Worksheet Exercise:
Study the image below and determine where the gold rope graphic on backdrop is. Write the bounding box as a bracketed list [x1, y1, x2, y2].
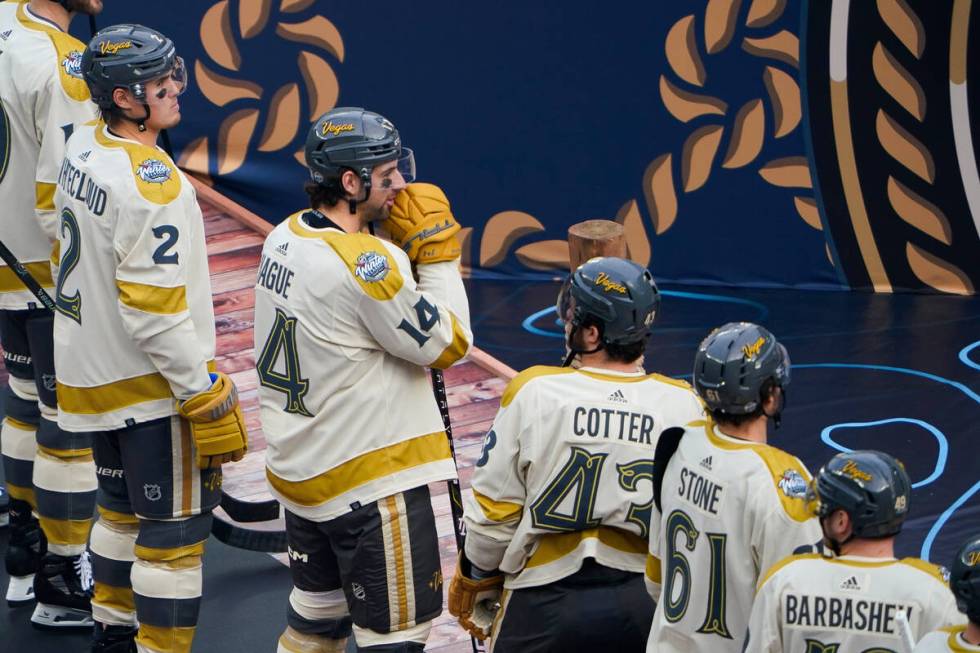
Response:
[873, 0, 974, 294]
[495, 0, 822, 272]
[179, 0, 343, 179]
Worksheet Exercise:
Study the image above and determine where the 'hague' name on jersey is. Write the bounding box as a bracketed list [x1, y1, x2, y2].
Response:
[571, 404, 655, 445]
[784, 593, 913, 636]
[257, 253, 295, 300]
[57, 157, 107, 216]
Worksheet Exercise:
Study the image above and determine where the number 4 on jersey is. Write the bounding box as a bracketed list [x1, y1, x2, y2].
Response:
[257, 308, 313, 417]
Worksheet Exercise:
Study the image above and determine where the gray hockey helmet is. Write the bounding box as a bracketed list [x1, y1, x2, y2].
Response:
[950, 534, 980, 622]
[693, 322, 789, 414]
[808, 450, 911, 539]
[558, 257, 660, 346]
[81, 24, 185, 110]
[305, 107, 415, 186]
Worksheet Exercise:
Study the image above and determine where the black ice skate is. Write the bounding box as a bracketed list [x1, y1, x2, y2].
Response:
[4, 514, 45, 606]
[91, 624, 138, 652]
[30, 550, 94, 628]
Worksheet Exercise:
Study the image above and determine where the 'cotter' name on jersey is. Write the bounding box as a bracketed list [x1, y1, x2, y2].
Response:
[57, 156, 107, 216]
[571, 405, 655, 445]
[257, 253, 295, 299]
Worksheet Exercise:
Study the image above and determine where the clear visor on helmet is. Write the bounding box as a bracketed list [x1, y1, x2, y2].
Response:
[397, 147, 416, 184]
[132, 56, 187, 103]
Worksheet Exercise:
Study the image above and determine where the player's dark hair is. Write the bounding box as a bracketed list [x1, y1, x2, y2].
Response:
[709, 378, 778, 427]
[579, 315, 648, 364]
[304, 179, 347, 210]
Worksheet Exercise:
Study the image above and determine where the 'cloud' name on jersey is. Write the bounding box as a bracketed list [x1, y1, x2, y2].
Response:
[58, 157, 107, 216]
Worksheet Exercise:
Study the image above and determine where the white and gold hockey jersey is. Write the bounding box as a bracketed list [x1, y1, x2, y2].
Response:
[53, 121, 216, 431]
[0, 0, 97, 309]
[746, 553, 966, 653]
[255, 211, 472, 521]
[463, 365, 704, 590]
[914, 625, 980, 652]
[646, 419, 822, 653]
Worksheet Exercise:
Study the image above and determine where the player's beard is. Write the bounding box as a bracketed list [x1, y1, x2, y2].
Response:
[64, 0, 103, 15]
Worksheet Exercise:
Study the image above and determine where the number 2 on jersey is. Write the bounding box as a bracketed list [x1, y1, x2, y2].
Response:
[55, 209, 82, 324]
[257, 308, 313, 416]
[663, 509, 731, 639]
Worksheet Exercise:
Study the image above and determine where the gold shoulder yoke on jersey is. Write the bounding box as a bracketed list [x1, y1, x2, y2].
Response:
[756, 552, 823, 593]
[697, 419, 813, 523]
[15, 2, 89, 102]
[287, 213, 404, 301]
[647, 373, 695, 390]
[898, 557, 949, 585]
[94, 123, 181, 205]
[501, 365, 574, 407]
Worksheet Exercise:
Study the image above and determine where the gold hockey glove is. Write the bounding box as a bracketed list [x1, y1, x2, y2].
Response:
[177, 372, 248, 469]
[384, 183, 462, 265]
[448, 558, 503, 641]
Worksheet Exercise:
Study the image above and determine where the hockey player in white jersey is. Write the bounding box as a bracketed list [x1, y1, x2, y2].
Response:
[0, 0, 101, 615]
[54, 25, 248, 652]
[746, 450, 965, 653]
[646, 323, 822, 653]
[915, 534, 980, 652]
[449, 257, 705, 652]
[255, 107, 471, 653]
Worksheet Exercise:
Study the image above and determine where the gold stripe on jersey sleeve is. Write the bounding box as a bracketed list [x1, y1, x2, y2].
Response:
[472, 490, 522, 523]
[51, 240, 60, 265]
[0, 260, 54, 291]
[58, 361, 217, 415]
[117, 280, 188, 314]
[266, 431, 452, 507]
[898, 557, 949, 584]
[756, 553, 822, 593]
[93, 122, 181, 205]
[287, 214, 406, 301]
[36, 182, 56, 211]
[700, 419, 814, 523]
[431, 313, 470, 370]
[501, 366, 575, 407]
[525, 526, 647, 568]
[16, 3, 90, 102]
[646, 554, 662, 583]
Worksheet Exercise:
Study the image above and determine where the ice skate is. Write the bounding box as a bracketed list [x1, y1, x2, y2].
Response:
[30, 550, 94, 628]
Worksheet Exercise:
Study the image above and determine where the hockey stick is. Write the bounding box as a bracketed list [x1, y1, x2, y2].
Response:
[430, 367, 482, 653]
[652, 426, 685, 513]
[211, 514, 287, 552]
[0, 237, 284, 546]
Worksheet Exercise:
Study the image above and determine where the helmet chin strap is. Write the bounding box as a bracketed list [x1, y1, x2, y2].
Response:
[562, 324, 603, 367]
[763, 386, 787, 429]
[118, 103, 151, 133]
[348, 170, 372, 215]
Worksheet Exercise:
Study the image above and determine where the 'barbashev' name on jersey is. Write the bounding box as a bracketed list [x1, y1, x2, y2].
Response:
[782, 593, 911, 635]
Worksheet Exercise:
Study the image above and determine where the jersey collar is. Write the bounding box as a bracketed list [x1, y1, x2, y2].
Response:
[21, 3, 65, 33]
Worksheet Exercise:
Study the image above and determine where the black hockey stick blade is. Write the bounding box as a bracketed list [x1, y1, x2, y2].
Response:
[652, 426, 686, 514]
[211, 514, 288, 552]
[220, 490, 281, 523]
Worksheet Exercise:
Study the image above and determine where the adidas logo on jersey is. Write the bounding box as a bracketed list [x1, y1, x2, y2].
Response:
[700, 455, 713, 471]
[78, 150, 91, 162]
[275, 242, 289, 256]
[0, 30, 12, 41]
[839, 575, 862, 591]
[607, 389, 627, 403]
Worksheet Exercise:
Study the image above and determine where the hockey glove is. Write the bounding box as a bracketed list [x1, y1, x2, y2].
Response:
[384, 183, 462, 265]
[177, 372, 248, 469]
[448, 557, 503, 641]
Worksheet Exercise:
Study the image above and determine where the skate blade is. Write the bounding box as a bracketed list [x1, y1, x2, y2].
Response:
[5, 574, 35, 606]
[30, 602, 94, 629]
[0, 512, 9, 527]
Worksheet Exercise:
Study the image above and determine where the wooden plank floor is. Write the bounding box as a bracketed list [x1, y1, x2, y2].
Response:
[201, 197, 505, 652]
